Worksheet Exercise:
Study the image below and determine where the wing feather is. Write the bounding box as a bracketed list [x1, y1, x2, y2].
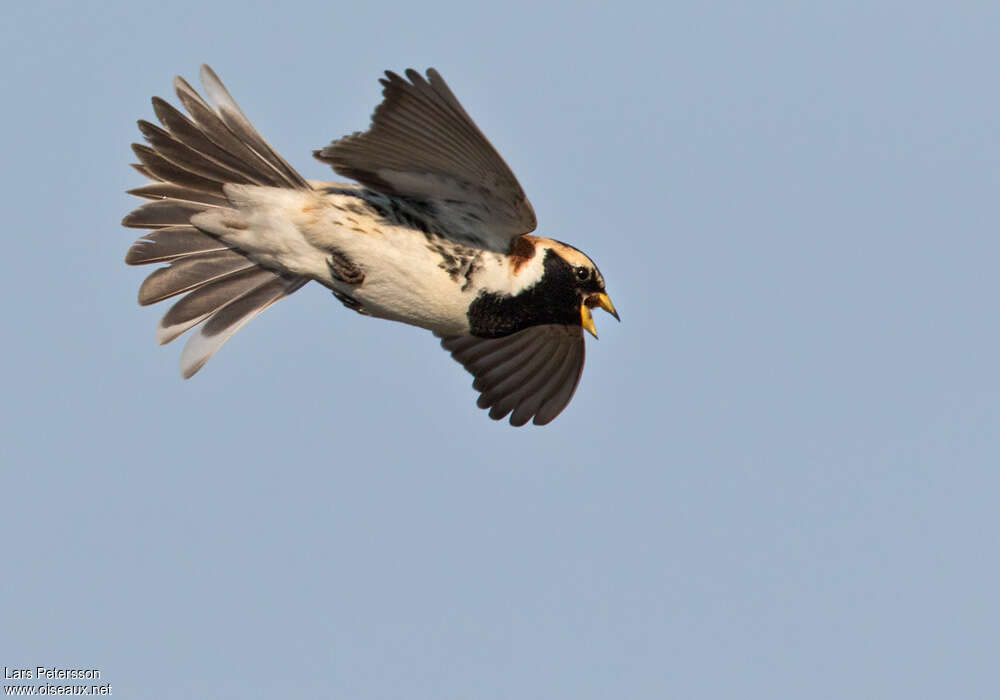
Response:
[438, 325, 585, 426]
[315, 69, 536, 250]
[532, 338, 586, 425]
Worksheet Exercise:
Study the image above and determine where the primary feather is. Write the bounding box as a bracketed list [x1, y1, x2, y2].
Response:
[315, 69, 537, 251]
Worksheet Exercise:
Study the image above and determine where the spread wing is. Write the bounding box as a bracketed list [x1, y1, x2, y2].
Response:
[438, 325, 585, 426]
[315, 69, 536, 252]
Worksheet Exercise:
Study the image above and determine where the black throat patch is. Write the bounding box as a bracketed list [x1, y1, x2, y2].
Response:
[467, 249, 582, 337]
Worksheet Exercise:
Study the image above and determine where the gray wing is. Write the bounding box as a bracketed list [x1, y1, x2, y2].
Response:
[315, 69, 536, 252]
[438, 325, 585, 426]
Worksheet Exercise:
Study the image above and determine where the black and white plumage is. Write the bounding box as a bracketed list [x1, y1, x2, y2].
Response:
[123, 65, 618, 425]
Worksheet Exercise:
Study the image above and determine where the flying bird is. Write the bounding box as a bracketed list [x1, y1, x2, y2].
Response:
[123, 65, 618, 425]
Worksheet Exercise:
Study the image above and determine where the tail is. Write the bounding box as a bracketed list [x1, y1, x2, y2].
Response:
[123, 65, 310, 378]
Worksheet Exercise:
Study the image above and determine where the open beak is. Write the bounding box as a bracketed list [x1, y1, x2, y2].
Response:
[580, 293, 620, 339]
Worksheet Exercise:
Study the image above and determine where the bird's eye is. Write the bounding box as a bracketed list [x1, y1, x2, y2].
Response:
[575, 266, 590, 281]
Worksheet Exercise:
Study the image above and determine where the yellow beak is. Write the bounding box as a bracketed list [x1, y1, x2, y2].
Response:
[580, 293, 620, 339]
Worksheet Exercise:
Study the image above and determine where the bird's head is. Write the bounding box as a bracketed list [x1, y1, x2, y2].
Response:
[520, 237, 619, 338]
[468, 235, 619, 339]
[544, 240, 618, 338]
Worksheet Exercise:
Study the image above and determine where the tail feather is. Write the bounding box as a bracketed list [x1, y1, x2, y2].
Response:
[131, 144, 227, 196]
[126, 183, 230, 207]
[179, 275, 307, 379]
[125, 227, 229, 265]
[150, 97, 273, 182]
[124, 65, 311, 377]
[157, 267, 279, 345]
[137, 249, 257, 306]
[198, 65, 310, 189]
[173, 71, 308, 190]
[137, 119, 260, 185]
[123, 199, 221, 229]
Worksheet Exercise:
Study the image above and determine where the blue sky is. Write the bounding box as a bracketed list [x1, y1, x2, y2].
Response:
[2, 1, 998, 697]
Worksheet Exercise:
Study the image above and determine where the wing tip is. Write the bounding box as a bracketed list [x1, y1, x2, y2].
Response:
[440, 326, 586, 428]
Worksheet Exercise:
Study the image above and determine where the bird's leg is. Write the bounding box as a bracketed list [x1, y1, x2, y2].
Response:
[326, 248, 365, 285]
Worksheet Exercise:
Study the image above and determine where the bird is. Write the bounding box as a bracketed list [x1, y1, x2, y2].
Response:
[123, 65, 618, 426]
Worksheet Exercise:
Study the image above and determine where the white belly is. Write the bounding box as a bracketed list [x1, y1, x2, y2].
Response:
[328, 223, 476, 334]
